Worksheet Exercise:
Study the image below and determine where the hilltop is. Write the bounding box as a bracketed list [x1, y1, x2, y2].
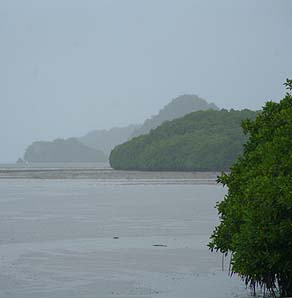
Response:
[24, 138, 107, 162]
[131, 94, 218, 137]
[78, 124, 140, 157]
[110, 109, 258, 171]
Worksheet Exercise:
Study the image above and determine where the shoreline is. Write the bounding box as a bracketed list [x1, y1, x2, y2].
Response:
[0, 167, 220, 183]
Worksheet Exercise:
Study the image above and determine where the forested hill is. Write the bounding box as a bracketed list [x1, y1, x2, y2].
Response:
[78, 124, 140, 157]
[24, 138, 107, 162]
[110, 109, 258, 171]
[131, 94, 218, 137]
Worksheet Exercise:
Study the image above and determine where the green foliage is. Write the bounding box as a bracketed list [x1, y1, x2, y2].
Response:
[24, 138, 107, 162]
[78, 124, 140, 157]
[110, 109, 257, 171]
[209, 79, 292, 297]
[131, 94, 218, 137]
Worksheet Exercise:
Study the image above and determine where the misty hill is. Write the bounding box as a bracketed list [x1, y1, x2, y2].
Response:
[131, 95, 218, 137]
[110, 109, 258, 171]
[78, 124, 140, 157]
[24, 138, 107, 162]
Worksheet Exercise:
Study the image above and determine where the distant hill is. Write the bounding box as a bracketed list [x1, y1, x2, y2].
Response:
[110, 109, 258, 171]
[24, 138, 107, 162]
[131, 94, 218, 137]
[22, 95, 217, 163]
[22, 95, 216, 162]
[78, 124, 140, 157]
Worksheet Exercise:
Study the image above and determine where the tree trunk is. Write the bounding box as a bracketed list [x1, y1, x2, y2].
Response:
[280, 274, 292, 297]
[281, 288, 292, 297]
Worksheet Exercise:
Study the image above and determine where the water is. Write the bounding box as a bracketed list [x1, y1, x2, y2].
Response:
[0, 165, 249, 298]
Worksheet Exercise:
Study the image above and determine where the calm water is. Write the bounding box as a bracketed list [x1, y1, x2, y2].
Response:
[0, 165, 250, 298]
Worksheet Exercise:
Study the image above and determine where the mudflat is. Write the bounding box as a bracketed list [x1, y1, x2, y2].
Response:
[0, 174, 246, 298]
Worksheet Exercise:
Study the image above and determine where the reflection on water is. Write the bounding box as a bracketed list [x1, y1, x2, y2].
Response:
[0, 167, 249, 298]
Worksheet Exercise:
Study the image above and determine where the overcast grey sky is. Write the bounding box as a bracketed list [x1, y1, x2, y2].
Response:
[1, 0, 292, 162]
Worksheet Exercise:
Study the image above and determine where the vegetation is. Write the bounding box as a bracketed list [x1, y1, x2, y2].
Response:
[209, 80, 292, 297]
[78, 124, 140, 157]
[23, 95, 216, 160]
[110, 109, 257, 171]
[24, 138, 107, 162]
[131, 94, 218, 137]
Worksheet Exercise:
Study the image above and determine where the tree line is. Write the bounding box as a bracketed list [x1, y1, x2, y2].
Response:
[110, 109, 258, 171]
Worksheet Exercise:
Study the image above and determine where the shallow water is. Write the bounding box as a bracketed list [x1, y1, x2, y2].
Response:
[0, 163, 219, 183]
[0, 168, 251, 298]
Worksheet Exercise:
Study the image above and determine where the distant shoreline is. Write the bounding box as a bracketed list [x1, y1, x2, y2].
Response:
[0, 166, 220, 183]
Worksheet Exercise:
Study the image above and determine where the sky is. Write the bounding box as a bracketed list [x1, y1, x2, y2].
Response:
[0, 0, 292, 162]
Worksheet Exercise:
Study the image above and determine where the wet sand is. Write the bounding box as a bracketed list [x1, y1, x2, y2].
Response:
[0, 176, 247, 298]
[0, 167, 219, 183]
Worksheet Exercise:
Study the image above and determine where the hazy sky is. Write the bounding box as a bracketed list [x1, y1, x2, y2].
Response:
[1, 0, 292, 162]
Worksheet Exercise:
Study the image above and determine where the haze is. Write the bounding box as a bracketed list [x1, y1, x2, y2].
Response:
[1, 0, 292, 162]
